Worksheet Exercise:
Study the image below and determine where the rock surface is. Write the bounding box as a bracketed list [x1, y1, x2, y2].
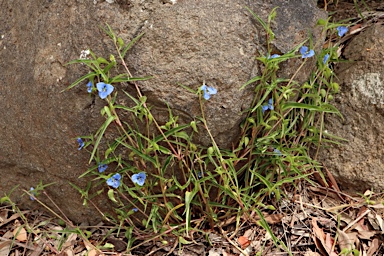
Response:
[319, 23, 384, 192]
[126, 0, 326, 147]
[0, 0, 325, 223]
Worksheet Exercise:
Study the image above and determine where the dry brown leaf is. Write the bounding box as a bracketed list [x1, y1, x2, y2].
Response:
[263, 213, 284, 224]
[2, 231, 13, 240]
[62, 248, 74, 256]
[367, 238, 380, 256]
[84, 241, 103, 256]
[0, 211, 29, 229]
[243, 229, 255, 240]
[238, 236, 250, 249]
[325, 233, 337, 256]
[356, 207, 369, 230]
[0, 241, 12, 256]
[376, 214, 383, 231]
[312, 218, 338, 256]
[312, 218, 327, 255]
[343, 209, 370, 232]
[325, 167, 341, 192]
[337, 45, 344, 58]
[62, 234, 78, 256]
[367, 203, 384, 209]
[12, 226, 27, 242]
[87, 249, 98, 256]
[208, 248, 222, 256]
[357, 230, 377, 240]
[304, 251, 322, 256]
[63, 233, 77, 248]
[309, 187, 341, 201]
[337, 229, 356, 253]
[349, 24, 363, 35]
[0, 210, 7, 223]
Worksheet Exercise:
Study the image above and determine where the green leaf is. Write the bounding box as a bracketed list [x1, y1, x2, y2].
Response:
[101, 23, 116, 42]
[190, 121, 198, 133]
[97, 57, 109, 65]
[183, 188, 198, 234]
[240, 75, 262, 90]
[177, 83, 197, 94]
[103, 60, 116, 74]
[174, 131, 190, 141]
[110, 75, 153, 84]
[107, 189, 118, 203]
[179, 237, 192, 245]
[62, 72, 96, 92]
[281, 102, 342, 116]
[117, 37, 124, 49]
[153, 124, 190, 143]
[245, 6, 268, 32]
[116, 138, 158, 167]
[89, 115, 115, 164]
[121, 32, 145, 58]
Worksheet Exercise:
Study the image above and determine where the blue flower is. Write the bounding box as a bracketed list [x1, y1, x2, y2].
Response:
[268, 54, 281, 59]
[98, 163, 108, 173]
[200, 84, 217, 100]
[96, 82, 114, 99]
[131, 172, 147, 186]
[133, 208, 138, 212]
[262, 98, 274, 114]
[273, 148, 282, 156]
[86, 81, 93, 93]
[107, 173, 121, 188]
[300, 46, 315, 59]
[337, 26, 348, 37]
[29, 187, 36, 201]
[323, 54, 330, 64]
[77, 138, 85, 150]
[197, 171, 203, 179]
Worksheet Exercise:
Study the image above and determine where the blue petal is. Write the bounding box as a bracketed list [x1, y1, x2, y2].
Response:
[337, 26, 348, 37]
[96, 82, 114, 99]
[77, 138, 85, 150]
[268, 54, 280, 59]
[273, 148, 282, 156]
[203, 92, 211, 100]
[98, 163, 108, 173]
[306, 50, 315, 58]
[133, 208, 138, 212]
[323, 54, 330, 64]
[132, 172, 147, 186]
[299, 46, 308, 55]
[299, 46, 315, 58]
[206, 86, 217, 95]
[107, 173, 121, 188]
[200, 84, 217, 100]
[112, 173, 121, 180]
[301, 48, 315, 58]
[86, 81, 93, 93]
[29, 187, 35, 201]
[262, 105, 269, 114]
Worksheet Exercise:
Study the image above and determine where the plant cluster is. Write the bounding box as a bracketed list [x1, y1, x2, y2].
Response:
[53, 8, 350, 253]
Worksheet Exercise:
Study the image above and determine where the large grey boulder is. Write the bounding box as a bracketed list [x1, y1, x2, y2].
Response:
[126, 0, 326, 147]
[319, 23, 384, 193]
[0, 0, 326, 223]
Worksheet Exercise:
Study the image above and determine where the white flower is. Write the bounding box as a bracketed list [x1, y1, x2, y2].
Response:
[79, 49, 90, 60]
